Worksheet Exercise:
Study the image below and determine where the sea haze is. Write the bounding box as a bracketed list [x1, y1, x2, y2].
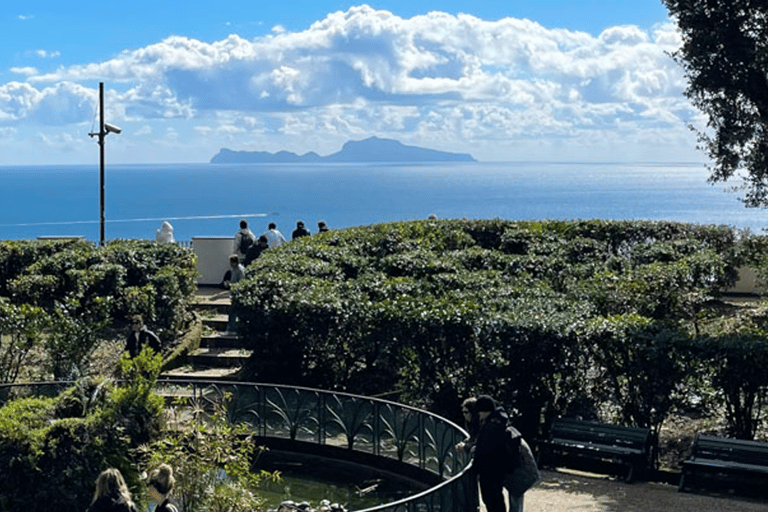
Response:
[0, 162, 765, 242]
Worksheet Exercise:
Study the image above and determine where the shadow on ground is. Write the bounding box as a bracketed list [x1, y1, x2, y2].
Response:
[521, 469, 768, 512]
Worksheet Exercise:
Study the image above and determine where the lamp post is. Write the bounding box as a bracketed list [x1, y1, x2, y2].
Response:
[88, 82, 121, 245]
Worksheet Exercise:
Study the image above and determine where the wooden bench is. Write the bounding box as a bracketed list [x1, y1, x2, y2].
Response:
[679, 434, 768, 495]
[537, 417, 652, 482]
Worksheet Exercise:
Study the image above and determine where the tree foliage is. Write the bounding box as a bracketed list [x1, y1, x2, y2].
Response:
[664, 0, 768, 206]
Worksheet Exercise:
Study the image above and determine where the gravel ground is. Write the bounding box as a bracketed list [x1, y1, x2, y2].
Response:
[502, 469, 768, 512]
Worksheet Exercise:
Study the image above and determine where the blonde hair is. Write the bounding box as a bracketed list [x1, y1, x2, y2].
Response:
[92, 468, 133, 505]
[148, 463, 175, 496]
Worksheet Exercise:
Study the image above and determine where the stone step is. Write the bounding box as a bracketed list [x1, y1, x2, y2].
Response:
[188, 347, 252, 368]
[160, 366, 242, 383]
[200, 314, 229, 331]
[200, 331, 242, 349]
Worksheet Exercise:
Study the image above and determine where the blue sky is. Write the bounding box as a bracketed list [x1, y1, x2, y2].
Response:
[0, 1, 698, 165]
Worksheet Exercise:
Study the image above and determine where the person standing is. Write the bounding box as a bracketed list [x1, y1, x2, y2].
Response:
[125, 315, 161, 358]
[473, 395, 512, 512]
[224, 254, 246, 335]
[147, 464, 181, 512]
[233, 220, 256, 261]
[86, 468, 138, 512]
[262, 222, 286, 248]
[317, 220, 330, 233]
[292, 220, 311, 240]
[455, 396, 479, 455]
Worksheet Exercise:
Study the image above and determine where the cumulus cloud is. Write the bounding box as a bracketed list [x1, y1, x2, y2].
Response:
[0, 5, 695, 161]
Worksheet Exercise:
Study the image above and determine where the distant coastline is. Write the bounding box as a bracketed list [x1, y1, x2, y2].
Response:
[210, 136, 477, 164]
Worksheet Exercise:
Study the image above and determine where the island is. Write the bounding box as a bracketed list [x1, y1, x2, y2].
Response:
[210, 136, 476, 163]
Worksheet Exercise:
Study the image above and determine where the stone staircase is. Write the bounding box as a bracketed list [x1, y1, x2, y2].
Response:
[161, 286, 252, 381]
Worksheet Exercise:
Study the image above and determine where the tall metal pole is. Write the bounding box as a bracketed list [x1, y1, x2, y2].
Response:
[99, 82, 106, 245]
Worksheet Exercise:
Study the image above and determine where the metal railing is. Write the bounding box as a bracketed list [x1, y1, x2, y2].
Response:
[0, 379, 477, 512]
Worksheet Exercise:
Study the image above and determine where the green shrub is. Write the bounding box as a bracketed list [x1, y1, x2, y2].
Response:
[234, 219, 760, 440]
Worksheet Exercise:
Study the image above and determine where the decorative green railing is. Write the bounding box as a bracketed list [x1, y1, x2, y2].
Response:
[0, 380, 478, 512]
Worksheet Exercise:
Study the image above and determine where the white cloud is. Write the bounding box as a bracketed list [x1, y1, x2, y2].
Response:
[35, 50, 61, 59]
[10, 67, 38, 76]
[0, 6, 698, 162]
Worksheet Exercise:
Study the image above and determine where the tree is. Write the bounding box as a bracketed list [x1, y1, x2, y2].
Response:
[663, 0, 768, 206]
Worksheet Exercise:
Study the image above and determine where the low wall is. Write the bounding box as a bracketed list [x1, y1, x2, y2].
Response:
[729, 266, 767, 295]
[192, 236, 234, 285]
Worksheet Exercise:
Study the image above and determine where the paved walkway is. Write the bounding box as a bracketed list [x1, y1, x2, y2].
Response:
[496, 470, 768, 512]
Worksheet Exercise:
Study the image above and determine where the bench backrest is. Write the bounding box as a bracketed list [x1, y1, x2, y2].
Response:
[692, 435, 768, 466]
[549, 417, 651, 450]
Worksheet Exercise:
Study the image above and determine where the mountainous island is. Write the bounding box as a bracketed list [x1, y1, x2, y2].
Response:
[210, 136, 476, 163]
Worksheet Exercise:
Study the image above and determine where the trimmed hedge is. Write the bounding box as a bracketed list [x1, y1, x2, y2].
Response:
[234, 219, 766, 440]
[0, 239, 197, 381]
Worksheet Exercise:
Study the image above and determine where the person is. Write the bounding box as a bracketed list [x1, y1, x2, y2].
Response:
[155, 221, 175, 243]
[222, 254, 245, 290]
[244, 235, 269, 266]
[473, 395, 513, 512]
[292, 220, 311, 240]
[455, 396, 479, 455]
[224, 254, 246, 334]
[147, 464, 181, 512]
[233, 220, 256, 261]
[86, 468, 138, 512]
[262, 222, 286, 248]
[125, 315, 161, 358]
[317, 220, 329, 233]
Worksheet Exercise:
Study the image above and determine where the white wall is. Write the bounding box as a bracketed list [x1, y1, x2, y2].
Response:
[192, 236, 234, 285]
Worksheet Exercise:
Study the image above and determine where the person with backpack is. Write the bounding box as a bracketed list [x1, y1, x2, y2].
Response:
[233, 219, 255, 261]
[473, 395, 512, 512]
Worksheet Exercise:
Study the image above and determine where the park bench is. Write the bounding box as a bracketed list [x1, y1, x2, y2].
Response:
[537, 417, 652, 482]
[678, 434, 768, 495]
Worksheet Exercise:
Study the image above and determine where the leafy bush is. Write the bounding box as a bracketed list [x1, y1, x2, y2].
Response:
[0, 239, 197, 382]
[234, 219, 757, 440]
[0, 353, 165, 512]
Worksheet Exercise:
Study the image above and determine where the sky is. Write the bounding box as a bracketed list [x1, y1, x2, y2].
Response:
[0, 0, 702, 165]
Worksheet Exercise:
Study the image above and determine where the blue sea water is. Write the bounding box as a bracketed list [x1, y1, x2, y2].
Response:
[0, 161, 766, 242]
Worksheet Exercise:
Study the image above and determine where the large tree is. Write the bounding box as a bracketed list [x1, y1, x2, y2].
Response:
[663, 0, 768, 206]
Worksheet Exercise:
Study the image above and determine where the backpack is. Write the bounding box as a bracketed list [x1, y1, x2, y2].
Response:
[503, 425, 541, 496]
[238, 232, 254, 254]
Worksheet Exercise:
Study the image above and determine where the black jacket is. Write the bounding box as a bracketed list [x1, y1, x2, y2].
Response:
[125, 326, 161, 358]
[86, 496, 138, 512]
[473, 407, 510, 475]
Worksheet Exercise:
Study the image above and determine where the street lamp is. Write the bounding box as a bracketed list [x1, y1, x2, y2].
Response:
[88, 82, 121, 245]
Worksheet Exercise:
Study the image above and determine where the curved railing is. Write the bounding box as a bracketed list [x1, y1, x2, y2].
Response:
[0, 379, 477, 512]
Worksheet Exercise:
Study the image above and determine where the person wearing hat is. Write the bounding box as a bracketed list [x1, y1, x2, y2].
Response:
[473, 395, 513, 512]
[292, 220, 311, 240]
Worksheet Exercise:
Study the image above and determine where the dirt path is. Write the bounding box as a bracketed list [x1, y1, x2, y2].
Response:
[512, 470, 768, 512]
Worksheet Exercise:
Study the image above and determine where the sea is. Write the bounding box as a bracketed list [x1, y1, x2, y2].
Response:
[1, 161, 766, 243]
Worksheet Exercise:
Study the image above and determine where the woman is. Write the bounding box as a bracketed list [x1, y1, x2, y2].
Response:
[87, 468, 138, 512]
[455, 396, 479, 455]
[147, 464, 180, 512]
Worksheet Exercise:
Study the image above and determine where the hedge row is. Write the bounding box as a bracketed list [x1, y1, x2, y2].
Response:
[0, 239, 198, 381]
[233, 219, 768, 442]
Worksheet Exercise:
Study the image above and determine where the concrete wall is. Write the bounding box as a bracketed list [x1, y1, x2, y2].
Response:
[729, 266, 767, 295]
[192, 236, 234, 285]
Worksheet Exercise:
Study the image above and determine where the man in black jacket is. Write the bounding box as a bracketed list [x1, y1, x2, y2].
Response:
[125, 315, 161, 358]
[474, 395, 511, 512]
